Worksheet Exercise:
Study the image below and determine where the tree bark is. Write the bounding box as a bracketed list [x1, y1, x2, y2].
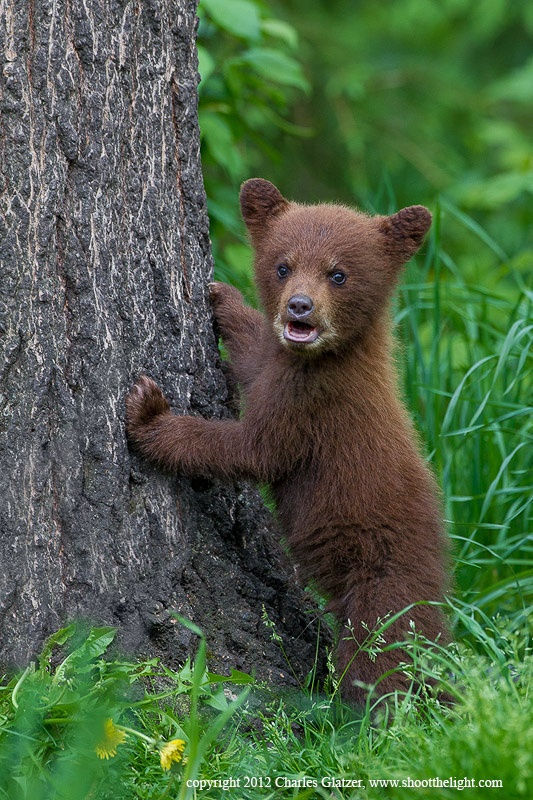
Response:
[0, 0, 323, 683]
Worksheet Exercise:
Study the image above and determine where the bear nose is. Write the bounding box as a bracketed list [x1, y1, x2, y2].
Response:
[287, 294, 314, 319]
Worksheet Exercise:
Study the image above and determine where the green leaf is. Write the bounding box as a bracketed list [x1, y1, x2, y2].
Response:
[241, 47, 310, 91]
[171, 614, 204, 639]
[199, 111, 245, 179]
[201, 0, 261, 41]
[54, 627, 116, 680]
[207, 668, 255, 685]
[38, 625, 76, 671]
[261, 18, 299, 49]
[197, 44, 215, 87]
[205, 686, 229, 710]
[74, 626, 116, 661]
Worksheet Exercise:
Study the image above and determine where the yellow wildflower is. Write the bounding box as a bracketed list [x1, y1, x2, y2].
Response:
[160, 738, 186, 771]
[95, 718, 127, 759]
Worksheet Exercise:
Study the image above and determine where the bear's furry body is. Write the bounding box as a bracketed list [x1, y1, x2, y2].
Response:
[126, 179, 449, 704]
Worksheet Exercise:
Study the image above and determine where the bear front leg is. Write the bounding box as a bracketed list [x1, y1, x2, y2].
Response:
[125, 375, 253, 480]
[209, 282, 266, 391]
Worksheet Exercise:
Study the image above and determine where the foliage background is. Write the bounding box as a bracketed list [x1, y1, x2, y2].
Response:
[198, 0, 532, 284]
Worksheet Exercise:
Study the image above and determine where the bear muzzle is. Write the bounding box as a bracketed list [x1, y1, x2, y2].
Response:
[284, 319, 320, 344]
[283, 294, 320, 343]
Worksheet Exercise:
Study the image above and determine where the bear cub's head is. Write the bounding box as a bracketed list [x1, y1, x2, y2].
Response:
[240, 178, 432, 356]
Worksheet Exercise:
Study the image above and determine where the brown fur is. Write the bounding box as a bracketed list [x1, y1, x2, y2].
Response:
[126, 179, 449, 704]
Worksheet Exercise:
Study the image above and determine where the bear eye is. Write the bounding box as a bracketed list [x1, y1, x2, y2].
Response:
[277, 263, 290, 279]
[330, 270, 346, 286]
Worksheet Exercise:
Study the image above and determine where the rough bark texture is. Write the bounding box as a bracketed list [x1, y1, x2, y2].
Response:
[0, 0, 324, 683]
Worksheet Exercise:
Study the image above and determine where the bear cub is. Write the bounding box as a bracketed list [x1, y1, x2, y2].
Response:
[126, 178, 449, 705]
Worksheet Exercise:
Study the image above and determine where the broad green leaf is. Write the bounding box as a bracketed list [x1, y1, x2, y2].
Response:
[261, 18, 299, 49]
[241, 47, 310, 91]
[197, 44, 215, 86]
[207, 668, 255, 685]
[75, 626, 116, 660]
[199, 111, 244, 179]
[201, 0, 261, 42]
[205, 686, 229, 710]
[54, 627, 116, 680]
[38, 624, 76, 670]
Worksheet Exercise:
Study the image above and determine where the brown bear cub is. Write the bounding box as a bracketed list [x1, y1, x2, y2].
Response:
[126, 178, 449, 705]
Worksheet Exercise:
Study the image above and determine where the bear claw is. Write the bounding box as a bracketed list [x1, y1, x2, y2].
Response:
[126, 375, 170, 434]
[208, 281, 229, 305]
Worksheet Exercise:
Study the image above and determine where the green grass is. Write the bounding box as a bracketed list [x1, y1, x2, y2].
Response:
[1, 208, 531, 798]
[396, 200, 531, 633]
[0, 617, 530, 799]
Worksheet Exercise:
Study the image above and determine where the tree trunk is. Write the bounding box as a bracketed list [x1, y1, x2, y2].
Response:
[0, 0, 323, 684]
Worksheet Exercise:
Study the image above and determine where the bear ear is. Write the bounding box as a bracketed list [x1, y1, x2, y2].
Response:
[379, 205, 432, 263]
[240, 178, 289, 236]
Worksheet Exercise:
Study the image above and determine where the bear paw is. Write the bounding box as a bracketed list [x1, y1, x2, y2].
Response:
[208, 281, 225, 304]
[126, 375, 170, 436]
[208, 281, 242, 310]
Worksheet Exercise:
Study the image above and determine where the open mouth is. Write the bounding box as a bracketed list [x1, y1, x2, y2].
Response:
[283, 320, 320, 344]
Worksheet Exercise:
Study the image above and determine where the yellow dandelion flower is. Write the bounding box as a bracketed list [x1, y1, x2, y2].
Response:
[95, 718, 127, 759]
[160, 738, 186, 771]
